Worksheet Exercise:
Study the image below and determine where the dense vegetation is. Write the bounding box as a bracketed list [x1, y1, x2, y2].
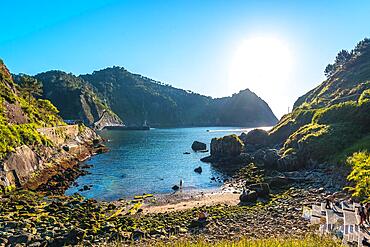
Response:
[346, 152, 370, 202]
[79, 67, 278, 127]
[0, 60, 63, 159]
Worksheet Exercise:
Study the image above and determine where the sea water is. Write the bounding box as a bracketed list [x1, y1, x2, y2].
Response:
[65, 127, 269, 201]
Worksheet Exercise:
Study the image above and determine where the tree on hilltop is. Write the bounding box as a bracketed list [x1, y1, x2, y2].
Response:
[19, 75, 43, 104]
[324, 49, 351, 78]
[335, 49, 351, 67]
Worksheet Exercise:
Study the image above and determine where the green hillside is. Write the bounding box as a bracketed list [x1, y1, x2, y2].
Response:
[13, 71, 122, 128]
[266, 38, 370, 201]
[0, 60, 63, 158]
[270, 38, 370, 160]
[80, 67, 278, 127]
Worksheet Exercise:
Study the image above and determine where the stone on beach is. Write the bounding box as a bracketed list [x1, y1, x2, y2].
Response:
[239, 190, 257, 203]
[246, 183, 270, 197]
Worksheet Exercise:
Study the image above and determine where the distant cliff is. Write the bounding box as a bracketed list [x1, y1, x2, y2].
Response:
[14, 71, 123, 129]
[80, 67, 278, 127]
[16, 67, 277, 128]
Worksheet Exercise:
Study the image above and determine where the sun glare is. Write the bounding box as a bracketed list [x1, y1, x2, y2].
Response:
[228, 36, 293, 97]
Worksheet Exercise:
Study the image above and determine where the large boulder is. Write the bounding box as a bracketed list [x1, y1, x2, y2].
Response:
[210, 134, 244, 157]
[191, 141, 207, 151]
[252, 148, 280, 167]
[2, 145, 40, 186]
[240, 129, 269, 146]
[265, 176, 294, 188]
[246, 183, 270, 197]
[239, 190, 257, 203]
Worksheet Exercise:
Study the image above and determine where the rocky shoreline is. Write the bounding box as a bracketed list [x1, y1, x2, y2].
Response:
[0, 124, 108, 195]
[0, 128, 352, 246]
[0, 180, 338, 246]
[0, 146, 348, 247]
[0, 127, 353, 246]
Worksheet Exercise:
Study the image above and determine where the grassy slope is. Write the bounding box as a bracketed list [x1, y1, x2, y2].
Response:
[0, 59, 63, 158]
[270, 39, 370, 161]
[268, 39, 370, 201]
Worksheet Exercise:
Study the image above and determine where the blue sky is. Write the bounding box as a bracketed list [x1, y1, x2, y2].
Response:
[1, 0, 370, 118]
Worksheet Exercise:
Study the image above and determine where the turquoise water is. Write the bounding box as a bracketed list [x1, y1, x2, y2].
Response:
[65, 127, 261, 201]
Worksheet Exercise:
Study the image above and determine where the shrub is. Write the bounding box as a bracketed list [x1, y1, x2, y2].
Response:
[359, 89, 370, 104]
[346, 151, 370, 202]
[0, 123, 51, 159]
[283, 123, 361, 162]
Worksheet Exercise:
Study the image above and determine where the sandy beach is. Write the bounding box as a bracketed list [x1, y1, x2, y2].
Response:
[142, 186, 242, 214]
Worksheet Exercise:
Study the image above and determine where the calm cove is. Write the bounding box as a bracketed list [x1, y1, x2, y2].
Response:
[65, 127, 270, 201]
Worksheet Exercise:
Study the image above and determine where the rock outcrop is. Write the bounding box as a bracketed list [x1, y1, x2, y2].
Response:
[0, 124, 105, 191]
[93, 110, 123, 130]
[240, 129, 270, 147]
[1, 145, 39, 187]
[201, 134, 245, 164]
[201, 128, 304, 172]
[191, 141, 207, 151]
[194, 166, 202, 173]
[210, 135, 244, 157]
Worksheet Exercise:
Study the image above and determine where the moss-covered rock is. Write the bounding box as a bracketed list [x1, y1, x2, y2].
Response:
[210, 134, 244, 157]
[240, 129, 269, 146]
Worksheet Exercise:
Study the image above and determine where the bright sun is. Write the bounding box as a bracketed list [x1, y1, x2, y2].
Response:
[228, 36, 293, 97]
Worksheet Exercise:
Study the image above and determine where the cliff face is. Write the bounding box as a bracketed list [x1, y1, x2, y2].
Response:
[0, 125, 100, 189]
[14, 71, 123, 129]
[81, 67, 278, 127]
[0, 59, 104, 190]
